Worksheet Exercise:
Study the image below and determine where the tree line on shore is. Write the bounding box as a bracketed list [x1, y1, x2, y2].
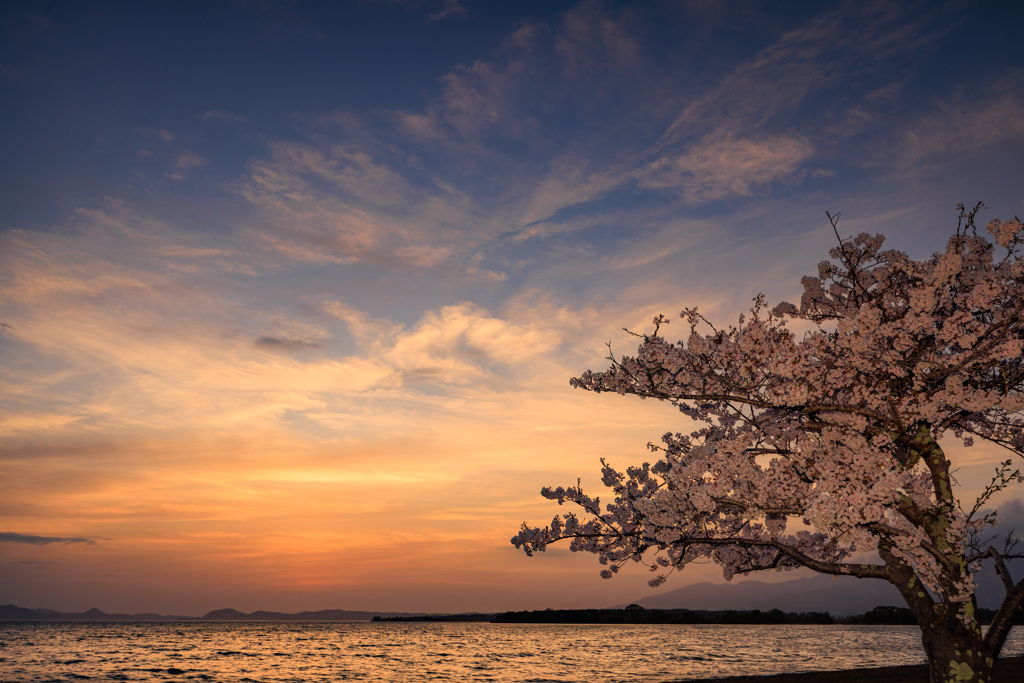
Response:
[372, 603, 1024, 625]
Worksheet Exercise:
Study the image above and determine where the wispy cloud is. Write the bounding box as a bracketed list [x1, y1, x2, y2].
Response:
[200, 110, 248, 123]
[175, 151, 206, 169]
[636, 134, 814, 202]
[0, 532, 97, 545]
[428, 0, 467, 21]
[553, 1, 969, 209]
[553, 0, 642, 77]
[254, 336, 322, 352]
[655, 2, 962, 148]
[383, 302, 560, 384]
[238, 141, 507, 277]
[897, 90, 1024, 167]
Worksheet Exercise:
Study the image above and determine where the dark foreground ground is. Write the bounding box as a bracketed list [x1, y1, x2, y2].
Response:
[667, 656, 1024, 683]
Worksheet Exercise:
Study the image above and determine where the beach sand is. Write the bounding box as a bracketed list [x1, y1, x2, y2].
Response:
[667, 656, 1024, 683]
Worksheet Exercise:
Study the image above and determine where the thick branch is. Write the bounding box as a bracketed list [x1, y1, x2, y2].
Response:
[984, 573, 1024, 655]
[876, 546, 939, 630]
[661, 533, 888, 580]
[983, 546, 1015, 593]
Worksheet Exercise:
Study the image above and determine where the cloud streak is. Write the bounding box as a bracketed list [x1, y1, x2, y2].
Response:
[0, 532, 98, 546]
[637, 134, 814, 202]
[254, 336, 322, 352]
[200, 110, 248, 122]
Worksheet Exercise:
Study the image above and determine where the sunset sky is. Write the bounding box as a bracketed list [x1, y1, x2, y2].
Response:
[2, 0, 1024, 616]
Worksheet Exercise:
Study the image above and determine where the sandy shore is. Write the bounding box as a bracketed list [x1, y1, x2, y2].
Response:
[666, 656, 1024, 683]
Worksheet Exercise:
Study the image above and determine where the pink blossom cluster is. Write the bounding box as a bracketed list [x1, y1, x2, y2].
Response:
[513, 206, 1024, 619]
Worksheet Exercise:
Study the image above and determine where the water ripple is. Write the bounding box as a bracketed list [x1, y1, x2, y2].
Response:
[0, 621, 1021, 683]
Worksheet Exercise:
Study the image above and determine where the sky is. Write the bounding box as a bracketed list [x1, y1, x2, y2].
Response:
[1, 0, 1024, 616]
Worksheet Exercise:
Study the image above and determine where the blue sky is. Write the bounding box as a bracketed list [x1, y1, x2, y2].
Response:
[1, 0, 1023, 615]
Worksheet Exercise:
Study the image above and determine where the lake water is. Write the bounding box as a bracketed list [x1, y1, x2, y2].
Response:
[1, 621, 1022, 683]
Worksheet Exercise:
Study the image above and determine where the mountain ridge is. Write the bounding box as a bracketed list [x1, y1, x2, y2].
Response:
[614, 561, 1017, 616]
[611, 574, 904, 616]
[0, 604, 437, 621]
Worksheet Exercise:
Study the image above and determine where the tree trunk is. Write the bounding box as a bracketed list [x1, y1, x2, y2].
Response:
[920, 626, 995, 683]
[879, 547, 997, 683]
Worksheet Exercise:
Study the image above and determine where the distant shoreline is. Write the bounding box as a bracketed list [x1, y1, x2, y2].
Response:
[666, 656, 1024, 683]
[4, 603, 1022, 626]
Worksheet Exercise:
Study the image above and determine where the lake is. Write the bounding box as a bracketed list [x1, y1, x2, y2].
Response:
[2, 621, 1023, 682]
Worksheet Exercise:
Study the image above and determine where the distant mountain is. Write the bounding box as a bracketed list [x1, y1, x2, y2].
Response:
[1, 604, 435, 622]
[618, 558, 1022, 616]
[0, 605, 196, 621]
[0, 604, 46, 620]
[615, 574, 905, 616]
[201, 608, 246, 620]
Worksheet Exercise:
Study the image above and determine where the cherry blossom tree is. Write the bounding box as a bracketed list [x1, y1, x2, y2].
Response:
[513, 204, 1024, 683]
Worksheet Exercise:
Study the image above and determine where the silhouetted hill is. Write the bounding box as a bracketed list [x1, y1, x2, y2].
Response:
[617, 564, 1024, 616]
[0, 604, 195, 621]
[616, 574, 905, 616]
[0, 604, 45, 620]
[201, 608, 247, 620]
[2, 604, 433, 622]
[0, 606, 432, 626]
